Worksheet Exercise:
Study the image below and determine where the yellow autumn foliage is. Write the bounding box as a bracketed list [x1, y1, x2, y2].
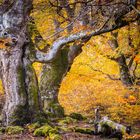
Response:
[59, 25, 140, 124]
[32, 1, 140, 125]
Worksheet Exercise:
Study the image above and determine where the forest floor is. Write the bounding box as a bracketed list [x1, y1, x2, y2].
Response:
[0, 121, 116, 140]
[0, 118, 140, 140]
[0, 133, 116, 140]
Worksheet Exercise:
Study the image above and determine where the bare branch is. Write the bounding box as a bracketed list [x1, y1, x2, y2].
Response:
[130, 5, 140, 14]
[78, 62, 120, 81]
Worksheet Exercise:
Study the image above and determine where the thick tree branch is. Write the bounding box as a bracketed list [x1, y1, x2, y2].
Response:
[35, 16, 138, 63]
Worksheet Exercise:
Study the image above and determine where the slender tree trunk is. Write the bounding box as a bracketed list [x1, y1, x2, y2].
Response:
[108, 32, 133, 86]
[117, 55, 133, 86]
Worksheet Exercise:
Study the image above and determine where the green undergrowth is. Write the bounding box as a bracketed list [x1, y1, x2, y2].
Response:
[26, 122, 41, 133]
[33, 123, 62, 140]
[0, 114, 94, 139]
[58, 116, 77, 125]
[48, 133, 62, 140]
[5, 126, 24, 135]
[28, 115, 93, 139]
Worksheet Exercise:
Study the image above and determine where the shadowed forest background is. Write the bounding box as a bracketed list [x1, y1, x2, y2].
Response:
[0, 0, 140, 140]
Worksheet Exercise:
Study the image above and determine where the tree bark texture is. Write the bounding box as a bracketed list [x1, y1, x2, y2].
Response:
[23, 45, 41, 122]
[0, 47, 27, 125]
[39, 49, 69, 117]
[0, 0, 40, 125]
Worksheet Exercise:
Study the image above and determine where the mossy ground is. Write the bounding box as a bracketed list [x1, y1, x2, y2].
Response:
[0, 115, 140, 140]
[26, 122, 41, 133]
[5, 126, 24, 135]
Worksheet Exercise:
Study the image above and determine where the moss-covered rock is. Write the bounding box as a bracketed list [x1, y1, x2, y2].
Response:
[5, 126, 24, 135]
[58, 117, 77, 125]
[33, 124, 52, 136]
[49, 128, 59, 134]
[26, 122, 41, 133]
[69, 113, 86, 121]
[33, 124, 59, 137]
[74, 127, 94, 135]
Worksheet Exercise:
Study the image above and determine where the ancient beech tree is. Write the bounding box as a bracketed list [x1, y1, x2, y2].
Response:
[0, 0, 40, 125]
[0, 0, 139, 125]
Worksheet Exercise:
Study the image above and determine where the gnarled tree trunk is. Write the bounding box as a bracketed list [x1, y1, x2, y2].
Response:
[0, 0, 40, 125]
[39, 49, 69, 117]
[0, 47, 27, 125]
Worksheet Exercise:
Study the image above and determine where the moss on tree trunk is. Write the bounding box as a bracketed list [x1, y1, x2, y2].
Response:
[39, 48, 69, 118]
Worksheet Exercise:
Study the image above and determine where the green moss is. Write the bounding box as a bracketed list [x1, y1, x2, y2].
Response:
[40, 48, 69, 118]
[5, 126, 24, 135]
[27, 122, 41, 133]
[44, 48, 69, 88]
[49, 128, 59, 134]
[58, 117, 77, 125]
[16, 63, 40, 125]
[23, 60, 41, 122]
[26, 63, 39, 110]
[49, 133, 62, 140]
[33, 124, 58, 137]
[33, 124, 52, 136]
[69, 113, 86, 121]
[121, 127, 126, 134]
[17, 65, 26, 97]
[74, 127, 94, 135]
